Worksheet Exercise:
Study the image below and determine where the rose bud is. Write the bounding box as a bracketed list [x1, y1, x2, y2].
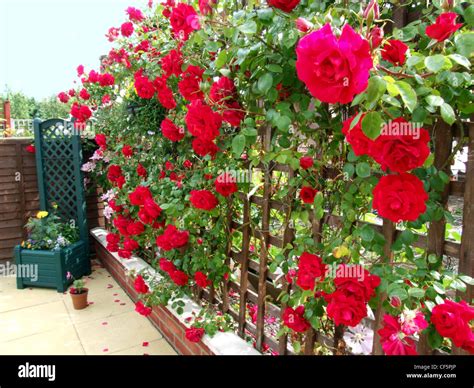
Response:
[295, 17, 313, 33]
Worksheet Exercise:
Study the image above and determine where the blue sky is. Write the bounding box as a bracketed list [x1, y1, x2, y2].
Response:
[0, 0, 147, 99]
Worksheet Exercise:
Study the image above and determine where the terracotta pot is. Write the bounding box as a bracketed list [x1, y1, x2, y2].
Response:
[70, 289, 89, 310]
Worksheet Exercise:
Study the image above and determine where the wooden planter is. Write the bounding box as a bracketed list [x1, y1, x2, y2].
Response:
[13, 241, 91, 293]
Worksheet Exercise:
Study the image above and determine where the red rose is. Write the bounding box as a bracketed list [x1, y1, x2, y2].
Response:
[134, 275, 149, 294]
[369, 26, 384, 49]
[127, 221, 145, 236]
[296, 24, 373, 104]
[282, 306, 310, 333]
[325, 291, 368, 327]
[372, 118, 430, 173]
[156, 224, 189, 251]
[185, 327, 205, 342]
[299, 186, 317, 204]
[378, 314, 418, 355]
[143, 198, 162, 219]
[210, 76, 236, 104]
[113, 215, 131, 236]
[70, 103, 92, 122]
[372, 173, 428, 223]
[120, 21, 134, 37]
[426, 12, 462, 42]
[186, 100, 222, 141]
[161, 49, 183, 77]
[431, 300, 474, 352]
[221, 101, 245, 127]
[190, 190, 218, 211]
[25, 144, 35, 154]
[118, 249, 132, 259]
[192, 137, 219, 158]
[195, 271, 210, 288]
[268, 0, 300, 13]
[106, 243, 119, 252]
[199, 0, 217, 15]
[161, 118, 184, 142]
[137, 163, 147, 178]
[129, 186, 152, 206]
[342, 113, 375, 156]
[215, 173, 238, 197]
[134, 71, 155, 99]
[95, 134, 107, 149]
[106, 233, 120, 245]
[381, 40, 409, 66]
[295, 18, 313, 33]
[122, 145, 133, 158]
[126, 6, 144, 23]
[178, 65, 204, 101]
[135, 301, 152, 316]
[79, 88, 90, 100]
[159, 257, 176, 273]
[170, 3, 200, 41]
[170, 269, 189, 286]
[58, 92, 69, 103]
[154, 76, 177, 110]
[123, 237, 139, 251]
[138, 208, 154, 225]
[333, 264, 380, 302]
[299, 156, 314, 170]
[183, 160, 193, 169]
[107, 165, 123, 184]
[296, 252, 326, 291]
[99, 73, 115, 87]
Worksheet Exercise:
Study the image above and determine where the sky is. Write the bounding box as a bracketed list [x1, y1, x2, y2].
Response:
[0, 0, 147, 100]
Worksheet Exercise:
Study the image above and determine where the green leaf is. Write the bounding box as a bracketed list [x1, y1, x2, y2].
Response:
[425, 95, 444, 107]
[361, 112, 383, 139]
[464, 5, 474, 27]
[355, 162, 371, 178]
[365, 76, 386, 109]
[266, 64, 283, 73]
[389, 287, 408, 301]
[257, 73, 273, 94]
[360, 225, 375, 242]
[395, 81, 417, 112]
[448, 54, 471, 69]
[238, 20, 257, 35]
[214, 50, 228, 69]
[276, 116, 291, 131]
[231, 134, 246, 157]
[455, 32, 474, 57]
[427, 326, 443, 349]
[425, 55, 450, 73]
[408, 287, 425, 298]
[459, 275, 474, 286]
[440, 103, 456, 125]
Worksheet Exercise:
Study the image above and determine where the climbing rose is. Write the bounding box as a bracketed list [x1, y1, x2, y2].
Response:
[282, 306, 310, 333]
[378, 314, 418, 355]
[122, 145, 133, 158]
[134, 275, 149, 294]
[137, 163, 147, 178]
[369, 26, 384, 49]
[135, 301, 152, 317]
[58, 92, 69, 103]
[215, 173, 238, 197]
[70, 103, 92, 122]
[296, 252, 326, 291]
[99, 73, 115, 87]
[126, 221, 145, 236]
[25, 144, 36, 154]
[190, 190, 218, 211]
[210, 76, 236, 104]
[372, 118, 430, 173]
[221, 101, 244, 127]
[325, 291, 368, 327]
[333, 264, 380, 302]
[426, 12, 462, 42]
[134, 71, 155, 99]
[169, 3, 200, 41]
[154, 76, 176, 110]
[268, 0, 300, 13]
[399, 309, 428, 336]
[192, 137, 219, 158]
[95, 134, 107, 149]
[195, 271, 210, 288]
[79, 88, 90, 100]
[372, 173, 428, 223]
[107, 165, 124, 186]
[299, 186, 317, 204]
[161, 118, 184, 141]
[123, 237, 139, 251]
[159, 258, 176, 273]
[186, 100, 222, 141]
[120, 21, 134, 37]
[185, 327, 205, 342]
[129, 186, 152, 206]
[126, 6, 144, 22]
[296, 18, 313, 33]
[143, 198, 162, 219]
[341, 113, 374, 156]
[198, 0, 217, 15]
[178, 65, 204, 101]
[381, 40, 409, 66]
[170, 270, 189, 286]
[431, 300, 474, 353]
[161, 49, 183, 77]
[118, 248, 132, 259]
[296, 24, 373, 104]
[106, 233, 120, 245]
[156, 224, 189, 251]
[299, 156, 314, 170]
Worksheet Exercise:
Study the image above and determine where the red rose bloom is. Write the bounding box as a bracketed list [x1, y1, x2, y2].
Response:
[137, 163, 147, 178]
[156, 224, 189, 251]
[107, 165, 124, 185]
[378, 314, 418, 355]
[268, 0, 300, 13]
[95, 134, 107, 149]
[192, 137, 219, 158]
[106, 233, 120, 245]
[138, 208, 154, 225]
[195, 271, 211, 288]
[296, 252, 326, 291]
[178, 65, 204, 101]
[372, 118, 430, 173]
[369, 26, 384, 49]
[222, 101, 245, 127]
[296, 18, 313, 33]
[122, 145, 133, 158]
[342, 113, 375, 156]
[170, 269, 189, 286]
[113, 215, 131, 236]
[185, 327, 205, 342]
[154, 76, 177, 110]
[161, 49, 183, 77]
[299, 156, 314, 170]
[299, 186, 318, 204]
[186, 100, 222, 141]
[70, 103, 92, 122]
[127, 221, 145, 236]
[25, 144, 35, 154]
[126, 6, 144, 23]
[372, 173, 428, 223]
[118, 249, 132, 259]
[134, 71, 155, 99]
[296, 24, 373, 104]
[143, 198, 162, 219]
[210, 76, 236, 104]
[215, 173, 238, 197]
[381, 40, 409, 66]
[325, 291, 368, 327]
[99, 73, 115, 87]
[159, 257, 176, 273]
[426, 12, 462, 42]
[58, 92, 69, 103]
[123, 237, 139, 251]
[135, 300, 152, 317]
[161, 118, 185, 142]
[120, 22, 134, 37]
[79, 88, 90, 100]
[190, 190, 218, 211]
[282, 306, 310, 333]
[134, 275, 149, 294]
[431, 300, 474, 352]
[129, 186, 152, 206]
[333, 264, 380, 302]
[170, 3, 200, 41]
[199, 0, 217, 15]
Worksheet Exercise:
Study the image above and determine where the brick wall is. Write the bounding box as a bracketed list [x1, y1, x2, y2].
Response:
[94, 241, 213, 356]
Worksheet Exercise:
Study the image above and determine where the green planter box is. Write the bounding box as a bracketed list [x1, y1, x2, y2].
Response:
[14, 241, 91, 293]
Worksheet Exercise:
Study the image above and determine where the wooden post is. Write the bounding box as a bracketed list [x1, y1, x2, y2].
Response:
[237, 195, 251, 337]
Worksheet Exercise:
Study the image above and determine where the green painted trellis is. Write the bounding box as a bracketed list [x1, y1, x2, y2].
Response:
[33, 118, 90, 261]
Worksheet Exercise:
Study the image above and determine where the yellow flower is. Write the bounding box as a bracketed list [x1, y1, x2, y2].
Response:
[37, 211, 49, 219]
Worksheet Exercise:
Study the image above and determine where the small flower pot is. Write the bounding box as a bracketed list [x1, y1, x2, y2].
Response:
[70, 289, 89, 310]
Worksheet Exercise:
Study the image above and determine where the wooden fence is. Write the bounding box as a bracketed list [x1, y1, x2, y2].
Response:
[0, 138, 104, 261]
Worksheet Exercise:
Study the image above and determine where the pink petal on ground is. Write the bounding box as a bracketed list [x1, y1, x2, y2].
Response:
[103, 348, 109, 352]
[114, 299, 120, 303]
[142, 342, 149, 347]
[102, 322, 108, 325]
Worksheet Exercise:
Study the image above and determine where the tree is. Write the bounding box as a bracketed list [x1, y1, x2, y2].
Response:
[37, 96, 71, 119]
[3, 90, 37, 118]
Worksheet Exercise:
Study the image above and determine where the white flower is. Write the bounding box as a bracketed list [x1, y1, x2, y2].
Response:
[101, 189, 116, 202]
[90, 149, 104, 161]
[103, 205, 114, 220]
[343, 323, 374, 355]
[81, 161, 96, 172]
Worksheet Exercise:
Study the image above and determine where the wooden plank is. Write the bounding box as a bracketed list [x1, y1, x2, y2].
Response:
[237, 195, 251, 337]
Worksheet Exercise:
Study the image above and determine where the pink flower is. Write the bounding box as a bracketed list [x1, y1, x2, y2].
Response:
[426, 12, 462, 42]
[126, 6, 144, 23]
[399, 309, 428, 336]
[378, 314, 418, 355]
[121, 22, 134, 37]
